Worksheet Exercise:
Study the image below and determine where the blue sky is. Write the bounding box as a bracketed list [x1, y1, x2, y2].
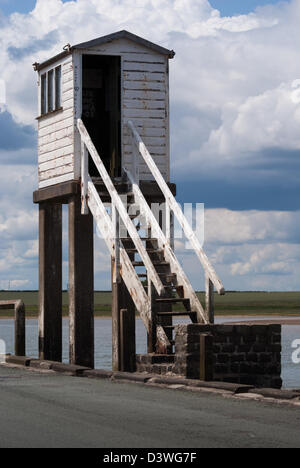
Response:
[209, 0, 286, 16]
[0, 0, 286, 17]
[0, 0, 71, 16]
[0, 0, 299, 292]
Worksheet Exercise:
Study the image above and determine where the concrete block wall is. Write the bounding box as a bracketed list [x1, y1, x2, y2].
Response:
[136, 324, 282, 389]
[174, 324, 282, 389]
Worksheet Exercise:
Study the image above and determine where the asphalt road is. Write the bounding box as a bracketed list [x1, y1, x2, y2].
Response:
[0, 365, 300, 448]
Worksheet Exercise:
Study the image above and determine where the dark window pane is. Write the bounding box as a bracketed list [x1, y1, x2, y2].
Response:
[55, 66, 61, 109]
[48, 69, 54, 112]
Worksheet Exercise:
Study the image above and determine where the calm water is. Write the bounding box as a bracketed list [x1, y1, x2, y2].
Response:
[0, 317, 299, 389]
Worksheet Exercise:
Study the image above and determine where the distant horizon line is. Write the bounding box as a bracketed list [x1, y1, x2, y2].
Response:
[0, 290, 299, 294]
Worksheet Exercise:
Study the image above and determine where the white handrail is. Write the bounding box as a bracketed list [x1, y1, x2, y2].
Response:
[87, 177, 152, 331]
[127, 120, 225, 296]
[77, 119, 165, 296]
[124, 167, 208, 324]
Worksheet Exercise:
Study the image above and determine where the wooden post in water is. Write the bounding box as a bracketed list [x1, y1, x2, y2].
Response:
[69, 194, 94, 368]
[15, 300, 25, 357]
[112, 277, 136, 371]
[205, 274, 214, 324]
[39, 202, 62, 362]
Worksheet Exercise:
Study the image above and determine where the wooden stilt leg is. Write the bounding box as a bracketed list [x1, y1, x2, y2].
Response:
[69, 195, 94, 368]
[39, 202, 62, 362]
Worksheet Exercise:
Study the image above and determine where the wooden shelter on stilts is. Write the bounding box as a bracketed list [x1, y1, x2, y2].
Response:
[33, 30, 224, 371]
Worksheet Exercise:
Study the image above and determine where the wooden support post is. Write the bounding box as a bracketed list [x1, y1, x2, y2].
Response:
[170, 210, 175, 251]
[132, 138, 140, 186]
[206, 274, 215, 324]
[200, 333, 213, 381]
[39, 202, 62, 362]
[120, 309, 136, 372]
[81, 142, 89, 215]
[112, 211, 136, 372]
[112, 274, 136, 371]
[147, 281, 157, 353]
[69, 194, 94, 368]
[166, 202, 171, 244]
[15, 300, 25, 357]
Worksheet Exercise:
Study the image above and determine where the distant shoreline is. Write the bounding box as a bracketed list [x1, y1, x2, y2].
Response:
[1, 312, 300, 321]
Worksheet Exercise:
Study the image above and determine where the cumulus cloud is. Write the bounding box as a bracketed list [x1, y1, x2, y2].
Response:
[175, 208, 300, 291]
[0, 0, 299, 290]
[0, 0, 299, 178]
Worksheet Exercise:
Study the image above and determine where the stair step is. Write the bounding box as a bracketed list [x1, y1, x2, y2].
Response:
[132, 261, 169, 267]
[157, 311, 196, 317]
[125, 249, 162, 255]
[144, 284, 175, 290]
[155, 298, 190, 305]
[121, 238, 157, 243]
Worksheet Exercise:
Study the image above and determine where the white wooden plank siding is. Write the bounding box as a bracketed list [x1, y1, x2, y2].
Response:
[38, 37, 170, 187]
[121, 44, 169, 180]
[38, 57, 74, 188]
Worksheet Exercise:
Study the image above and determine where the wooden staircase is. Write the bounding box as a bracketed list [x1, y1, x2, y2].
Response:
[77, 118, 225, 355]
[121, 234, 198, 353]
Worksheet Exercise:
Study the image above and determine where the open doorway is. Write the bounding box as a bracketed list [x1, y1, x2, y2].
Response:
[82, 54, 121, 178]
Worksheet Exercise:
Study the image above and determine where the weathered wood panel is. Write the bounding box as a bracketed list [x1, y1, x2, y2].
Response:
[39, 154, 73, 172]
[39, 136, 73, 155]
[38, 56, 75, 188]
[39, 173, 75, 189]
[39, 144, 74, 164]
[124, 71, 165, 82]
[123, 62, 166, 73]
[39, 163, 74, 181]
[121, 46, 169, 180]
[123, 99, 165, 110]
[38, 107, 73, 130]
[123, 89, 165, 100]
[123, 135, 166, 146]
[123, 108, 165, 119]
[122, 117, 166, 128]
[39, 125, 73, 147]
[124, 81, 165, 92]
[39, 116, 74, 138]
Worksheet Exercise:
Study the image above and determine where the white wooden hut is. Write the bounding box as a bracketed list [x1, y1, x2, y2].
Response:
[34, 30, 175, 189]
[34, 31, 224, 372]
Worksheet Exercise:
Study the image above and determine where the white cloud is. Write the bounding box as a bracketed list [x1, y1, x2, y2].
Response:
[0, 0, 299, 291]
[0, 0, 299, 178]
[175, 208, 300, 291]
[204, 209, 300, 245]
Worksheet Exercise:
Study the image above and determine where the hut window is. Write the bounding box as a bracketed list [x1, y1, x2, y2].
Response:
[55, 66, 61, 109]
[40, 65, 62, 116]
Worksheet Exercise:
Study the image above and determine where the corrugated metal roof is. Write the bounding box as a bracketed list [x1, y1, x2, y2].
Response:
[35, 30, 175, 72]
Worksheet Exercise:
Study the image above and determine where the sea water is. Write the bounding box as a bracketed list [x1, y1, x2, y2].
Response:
[0, 317, 299, 389]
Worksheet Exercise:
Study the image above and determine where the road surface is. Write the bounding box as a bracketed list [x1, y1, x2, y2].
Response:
[0, 365, 299, 448]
